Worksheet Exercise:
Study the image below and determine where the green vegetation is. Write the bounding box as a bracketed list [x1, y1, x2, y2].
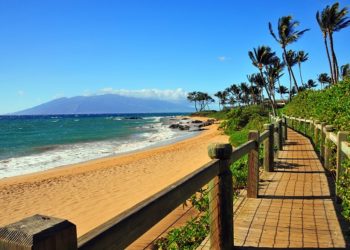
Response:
[284, 79, 350, 131]
[337, 160, 350, 220]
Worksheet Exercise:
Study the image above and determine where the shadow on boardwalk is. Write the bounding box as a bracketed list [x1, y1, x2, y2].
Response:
[233, 129, 350, 249]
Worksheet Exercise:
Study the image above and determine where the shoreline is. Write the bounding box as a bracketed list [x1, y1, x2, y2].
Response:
[0, 115, 201, 179]
[0, 119, 228, 238]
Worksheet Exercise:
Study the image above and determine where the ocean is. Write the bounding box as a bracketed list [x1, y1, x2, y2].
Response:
[0, 113, 195, 178]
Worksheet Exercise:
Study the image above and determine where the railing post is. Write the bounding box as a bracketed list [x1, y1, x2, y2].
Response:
[336, 132, 349, 194]
[283, 117, 288, 141]
[277, 119, 283, 151]
[304, 118, 307, 135]
[208, 143, 233, 250]
[324, 125, 335, 169]
[314, 120, 320, 147]
[320, 122, 326, 160]
[0, 214, 77, 250]
[309, 118, 314, 138]
[264, 124, 274, 172]
[247, 130, 260, 198]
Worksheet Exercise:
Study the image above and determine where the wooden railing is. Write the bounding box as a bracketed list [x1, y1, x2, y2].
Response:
[283, 115, 350, 199]
[0, 121, 286, 250]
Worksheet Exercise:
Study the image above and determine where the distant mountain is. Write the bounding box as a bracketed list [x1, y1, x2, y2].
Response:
[12, 94, 194, 115]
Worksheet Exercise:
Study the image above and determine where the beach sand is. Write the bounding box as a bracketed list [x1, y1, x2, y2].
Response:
[0, 119, 228, 246]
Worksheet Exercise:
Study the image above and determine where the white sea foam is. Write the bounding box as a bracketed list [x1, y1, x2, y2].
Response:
[0, 121, 196, 179]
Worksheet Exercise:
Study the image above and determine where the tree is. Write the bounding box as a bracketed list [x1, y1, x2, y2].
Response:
[316, 8, 335, 84]
[276, 86, 289, 101]
[226, 84, 241, 106]
[248, 46, 278, 115]
[317, 3, 350, 83]
[318, 73, 332, 89]
[306, 79, 318, 89]
[187, 91, 198, 111]
[340, 64, 350, 80]
[269, 16, 309, 92]
[247, 73, 264, 103]
[297, 51, 309, 85]
[214, 91, 228, 110]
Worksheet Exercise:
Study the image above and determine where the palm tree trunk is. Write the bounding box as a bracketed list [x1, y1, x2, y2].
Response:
[298, 62, 304, 86]
[283, 47, 299, 92]
[329, 32, 339, 83]
[324, 35, 334, 84]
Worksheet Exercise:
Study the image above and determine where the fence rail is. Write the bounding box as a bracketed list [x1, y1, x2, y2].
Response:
[0, 119, 286, 250]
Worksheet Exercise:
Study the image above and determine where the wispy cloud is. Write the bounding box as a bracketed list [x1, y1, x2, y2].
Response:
[17, 90, 25, 96]
[217, 56, 230, 62]
[98, 88, 188, 101]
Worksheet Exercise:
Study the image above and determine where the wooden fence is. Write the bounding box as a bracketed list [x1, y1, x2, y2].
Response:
[283, 115, 350, 199]
[0, 120, 286, 250]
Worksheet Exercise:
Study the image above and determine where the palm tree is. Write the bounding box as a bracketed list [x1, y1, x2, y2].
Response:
[340, 64, 350, 80]
[285, 50, 299, 100]
[214, 91, 228, 110]
[276, 86, 289, 101]
[297, 51, 309, 85]
[306, 79, 318, 89]
[269, 16, 309, 92]
[247, 73, 264, 103]
[318, 73, 332, 89]
[317, 3, 350, 83]
[316, 8, 335, 84]
[226, 84, 241, 106]
[239, 82, 250, 105]
[248, 46, 278, 115]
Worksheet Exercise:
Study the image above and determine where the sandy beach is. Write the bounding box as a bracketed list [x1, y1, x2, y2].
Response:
[0, 119, 228, 243]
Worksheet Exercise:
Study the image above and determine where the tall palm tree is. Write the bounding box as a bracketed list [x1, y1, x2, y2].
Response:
[297, 51, 309, 85]
[285, 50, 299, 100]
[318, 73, 332, 89]
[317, 8, 335, 84]
[269, 16, 309, 92]
[341, 64, 350, 80]
[317, 3, 350, 83]
[248, 46, 278, 115]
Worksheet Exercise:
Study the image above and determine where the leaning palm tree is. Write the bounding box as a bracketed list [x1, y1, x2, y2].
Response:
[248, 46, 278, 115]
[340, 64, 350, 80]
[297, 51, 309, 85]
[318, 73, 332, 89]
[269, 16, 309, 92]
[317, 3, 350, 83]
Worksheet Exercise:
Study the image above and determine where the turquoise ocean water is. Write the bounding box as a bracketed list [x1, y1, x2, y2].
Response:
[0, 113, 193, 178]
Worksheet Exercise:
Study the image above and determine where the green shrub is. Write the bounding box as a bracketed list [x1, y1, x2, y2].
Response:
[337, 160, 350, 221]
[284, 79, 350, 131]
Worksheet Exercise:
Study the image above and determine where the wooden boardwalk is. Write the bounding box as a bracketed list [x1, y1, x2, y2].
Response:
[233, 129, 349, 248]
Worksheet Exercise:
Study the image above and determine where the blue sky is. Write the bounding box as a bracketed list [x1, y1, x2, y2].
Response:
[0, 0, 349, 114]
